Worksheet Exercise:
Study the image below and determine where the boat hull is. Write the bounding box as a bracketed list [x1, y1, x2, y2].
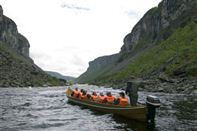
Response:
[66, 88, 148, 122]
[66, 89, 148, 122]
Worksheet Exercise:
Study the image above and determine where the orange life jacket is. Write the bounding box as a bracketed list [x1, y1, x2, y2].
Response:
[73, 90, 79, 97]
[119, 97, 129, 106]
[106, 95, 115, 103]
[81, 94, 88, 100]
[98, 96, 105, 103]
[92, 95, 98, 101]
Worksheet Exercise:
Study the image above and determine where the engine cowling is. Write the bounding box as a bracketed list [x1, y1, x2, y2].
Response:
[146, 95, 161, 123]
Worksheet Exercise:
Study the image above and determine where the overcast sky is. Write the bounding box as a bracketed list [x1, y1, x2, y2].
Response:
[0, 0, 161, 77]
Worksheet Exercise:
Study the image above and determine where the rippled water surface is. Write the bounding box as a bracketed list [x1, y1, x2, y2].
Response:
[0, 85, 196, 131]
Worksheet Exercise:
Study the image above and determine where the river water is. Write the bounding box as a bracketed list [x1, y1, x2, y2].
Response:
[0, 85, 196, 131]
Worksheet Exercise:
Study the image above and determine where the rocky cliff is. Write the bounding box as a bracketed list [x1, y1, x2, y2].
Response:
[0, 5, 66, 87]
[0, 5, 30, 57]
[77, 54, 119, 83]
[77, 0, 197, 93]
[121, 0, 197, 55]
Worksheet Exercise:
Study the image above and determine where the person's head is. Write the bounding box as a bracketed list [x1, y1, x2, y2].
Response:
[82, 90, 87, 95]
[100, 93, 104, 96]
[75, 88, 78, 91]
[107, 92, 112, 96]
[80, 89, 84, 92]
[87, 94, 91, 99]
[92, 92, 97, 96]
[119, 92, 125, 98]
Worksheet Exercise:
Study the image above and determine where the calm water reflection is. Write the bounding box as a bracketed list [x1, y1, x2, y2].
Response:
[0, 85, 196, 131]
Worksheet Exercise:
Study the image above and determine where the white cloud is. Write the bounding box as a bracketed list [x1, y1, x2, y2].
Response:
[61, 3, 90, 11]
[0, 0, 161, 77]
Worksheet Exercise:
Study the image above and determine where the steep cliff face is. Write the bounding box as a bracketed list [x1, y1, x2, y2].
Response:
[121, 0, 197, 55]
[0, 5, 30, 57]
[88, 54, 119, 71]
[77, 0, 197, 89]
[0, 5, 66, 87]
[77, 54, 119, 83]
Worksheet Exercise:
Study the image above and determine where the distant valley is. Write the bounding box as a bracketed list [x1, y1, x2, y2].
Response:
[46, 71, 75, 82]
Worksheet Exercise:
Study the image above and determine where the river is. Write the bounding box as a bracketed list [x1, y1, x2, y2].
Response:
[0, 85, 196, 131]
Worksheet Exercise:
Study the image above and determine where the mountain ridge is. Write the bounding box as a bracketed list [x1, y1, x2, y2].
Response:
[46, 71, 75, 82]
[77, 0, 197, 92]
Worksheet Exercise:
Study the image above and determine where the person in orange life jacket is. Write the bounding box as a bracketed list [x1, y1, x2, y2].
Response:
[117, 92, 129, 106]
[87, 93, 92, 100]
[80, 90, 88, 100]
[91, 92, 98, 101]
[98, 93, 106, 103]
[103, 92, 115, 104]
[78, 89, 84, 98]
[71, 88, 79, 97]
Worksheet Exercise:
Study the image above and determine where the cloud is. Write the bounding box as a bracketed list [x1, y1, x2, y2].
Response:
[71, 55, 86, 66]
[30, 51, 51, 60]
[61, 3, 90, 11]
[126, 10, 139, 19]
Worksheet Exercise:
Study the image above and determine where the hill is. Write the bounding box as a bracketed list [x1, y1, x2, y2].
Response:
[46, 71, 75, 82]
[77, 0, 197, 93]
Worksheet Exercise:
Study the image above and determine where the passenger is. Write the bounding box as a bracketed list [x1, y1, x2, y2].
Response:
[105, 92, 115, 104]
[117, 92, 129, 106]
[98, 93, 105, 103]
[80, 90, 88, 100]
[72, 88, 79, 98]
[87, 94, 91, 100]
[79, 89, 84, 98]
[91, 92, 98, 101]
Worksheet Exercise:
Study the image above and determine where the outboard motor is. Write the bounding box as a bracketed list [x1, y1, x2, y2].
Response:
[146, 95, 161, 123]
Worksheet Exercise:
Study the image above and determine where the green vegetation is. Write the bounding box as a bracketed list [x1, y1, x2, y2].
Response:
[95, 21, 197, 84]
[77, 64, 114, 83]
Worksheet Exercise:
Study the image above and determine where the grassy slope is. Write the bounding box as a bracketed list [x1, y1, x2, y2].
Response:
[77, 63, 115, 83]
[95, 21, 197, 84]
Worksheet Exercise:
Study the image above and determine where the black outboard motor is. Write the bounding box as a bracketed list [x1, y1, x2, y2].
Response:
[146, 95, 161, 123]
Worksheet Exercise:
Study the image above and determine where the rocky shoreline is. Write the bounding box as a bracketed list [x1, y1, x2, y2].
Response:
[138, 79, 197, 94]
[102, 78, 197, 95]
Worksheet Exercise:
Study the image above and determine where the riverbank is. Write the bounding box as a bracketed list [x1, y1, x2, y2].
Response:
[100, 78, 197, 95]
[137, 79, 197, 94]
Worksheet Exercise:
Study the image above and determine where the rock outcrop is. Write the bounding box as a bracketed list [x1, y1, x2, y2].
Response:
[0, 5, 3, 21]
[77, 54, 119, 83]
[0, 5, 66, 87]
[0, 5, 30, 57]
[121, 0, 197, 55]
[88, 54, 119, 71]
